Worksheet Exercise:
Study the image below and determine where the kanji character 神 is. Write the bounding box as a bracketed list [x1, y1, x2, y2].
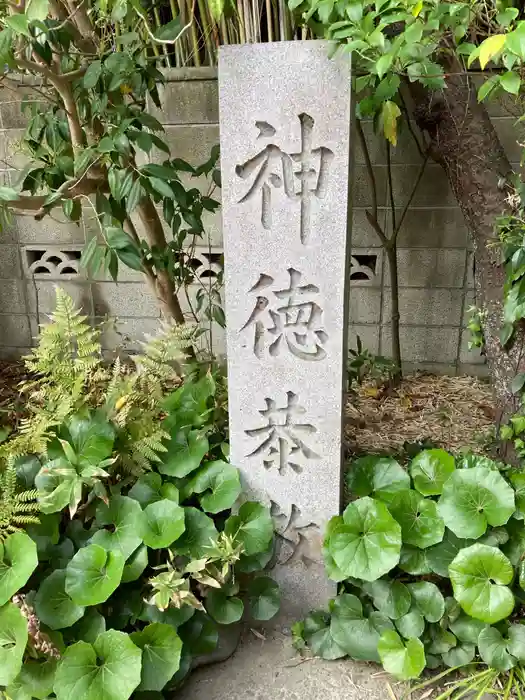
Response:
[235, 113, 334, 243]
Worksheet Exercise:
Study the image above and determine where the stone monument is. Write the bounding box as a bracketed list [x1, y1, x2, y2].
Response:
[219, 41, 352, 614]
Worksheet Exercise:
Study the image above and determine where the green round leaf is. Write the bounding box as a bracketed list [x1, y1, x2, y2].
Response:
[479, 526, 510, 547]
[53, 630, 142, 700]
[130, 623, 182, 692]
[122, 544, 148, 583]
[410, 449, 455, 496]
[159, 429, 209, 478]
[326, 497, 401, 581]
[128, 473, 163, 508]
[35, 570, 85, 630]
[511, 471, 525, 518]
[396, 611, 425, 639]
[247, 576, 280, 620]
[206, 590, 244, 625]
[449, 544, 515, 623]
[141, 499, 185, 549]
[139, 603, 194, 630]
[508, 623, 525, 661]
[428, 626, 457, 654]
[67, 413, 115, 466]
[408, 582, 445, 623]
[378, 630, 426, 681]
[478, 626, 517, 671]
[91, 496, 145, 558]
[0, 603, 29, 685]
[224, 502, 274, 556]
[449, 615, 487, 644]
[346, 456, 410, 502]
[303, 610, 346, 660]
[7, 658, 57, 699]
[68, 608, 106, 644]
[26, 514, 60, 559]
[457, 454, 499, 470]
[438, 467, 515, 539]
[398, 546, 432, 575]
[178, 611, 218, 655]
[0, 532, 38, 606]
[237, 544, 274, 574]
[427, 529, 473, 577]
[442, 642, 476, 668]
[173, 508, 218, 558]
[66, 544, 124, 606]
[388, 490, 445, 548]
[329, 594, 393, 662]
[363, 580, 411, 620]
[188, 461, 241, 513]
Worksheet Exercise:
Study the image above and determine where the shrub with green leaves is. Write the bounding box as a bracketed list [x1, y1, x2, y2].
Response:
[294, 449, 525, 681]
[0, 289, 279, 700]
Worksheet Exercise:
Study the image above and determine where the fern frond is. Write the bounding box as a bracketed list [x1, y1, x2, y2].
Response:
[135, 322, 194, 383]
[24, 287, 102, 394]
[0, 459, 39, 539]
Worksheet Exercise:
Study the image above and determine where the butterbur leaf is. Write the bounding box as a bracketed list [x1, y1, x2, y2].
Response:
[35, 570, 85, 630]
[427, 529, 472, 577]
[53, 630, 141, 700]
[141, 499, 185, 549]
[0, 532, 38, 606]
[449, 615, 487, 644]
[388, 490, 445, 548]
[325, 497, 401, 581]
[409, 449, 455, 496]
[178, 611, 218, 655]
[7, 657, 57, 699]
[91, 496, 144, 558]
[206, 590, 244, 624]
[508, 623, 525, 661]
[224, 502, 273, 556]
[346, 456, 409, 503]
[247, 576, 280, 620]
[68, 609, 106, 644]
[363, 580, 411, 620]
[122, 545, 148, 583]
[173, 507, 218, 558]
[188, 461, 241, 513]
[65, 544, 124, 606]
[130, 623, 182, 692]
[442, 642, 476, 668]
[408, 582, 445, 623]
[395, 611, 425, 640]
[438, 467, 515, 539]
[478, 626, 517, 671]
[159, 429, 209, 478]
[510, 472, 525, 517]
[378, 630, 426, 680]
[428, 627, 457, 654]
[398, 546, 432, 575]
[330, 594, 394, 662]
[449, 544, 514, 623]
[68, 413, 115, 466]
[303, 610, 346, 660]
[128, 473, 163, 508]
[0, 603, 29, 685]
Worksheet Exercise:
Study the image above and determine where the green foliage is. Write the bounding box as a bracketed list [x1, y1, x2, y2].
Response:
[298, 450, 525, 681]
[0, 290, 279, 699]
[347, 336, 398, 391]
[0, 460, 39, 539]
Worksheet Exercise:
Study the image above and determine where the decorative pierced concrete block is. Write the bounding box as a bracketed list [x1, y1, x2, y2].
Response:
[219, 42, 351, 613]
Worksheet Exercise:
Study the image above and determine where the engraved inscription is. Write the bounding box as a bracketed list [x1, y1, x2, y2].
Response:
[235, 113, 334, 243]
[241, 267, 328, 361]
[271, 502, 322, 567]
[245, 391, 320, 475]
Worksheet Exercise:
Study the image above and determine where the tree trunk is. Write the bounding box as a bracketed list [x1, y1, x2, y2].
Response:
[408, 65, 522, 420]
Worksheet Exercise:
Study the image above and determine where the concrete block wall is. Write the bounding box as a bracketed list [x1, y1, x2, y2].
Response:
[0, 66, 516, 374]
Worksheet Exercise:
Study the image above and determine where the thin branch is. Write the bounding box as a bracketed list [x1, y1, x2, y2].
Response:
[356, 118, 378, 219]
[365, 209, 388, 247]
[398, 89, 425, 159]
[8, 174, 105, 214]
[392, 150, 430, 244]
[386, 143, 396, 234]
